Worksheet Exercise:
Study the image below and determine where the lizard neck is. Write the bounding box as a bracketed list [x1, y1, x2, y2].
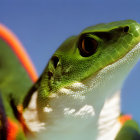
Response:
[97, 90, 122, 140]
[27, 90, 122, 140]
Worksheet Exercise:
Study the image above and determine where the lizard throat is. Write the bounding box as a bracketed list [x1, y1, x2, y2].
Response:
[23, 90, 122, 140]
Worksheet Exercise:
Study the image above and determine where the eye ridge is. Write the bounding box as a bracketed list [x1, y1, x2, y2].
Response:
[78, 35, 98, 57]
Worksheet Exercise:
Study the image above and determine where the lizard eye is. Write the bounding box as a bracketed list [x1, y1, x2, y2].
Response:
[78, 35, 98, 57]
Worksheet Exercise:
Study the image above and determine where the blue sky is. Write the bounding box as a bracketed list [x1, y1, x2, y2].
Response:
[0, 0, 140, 125]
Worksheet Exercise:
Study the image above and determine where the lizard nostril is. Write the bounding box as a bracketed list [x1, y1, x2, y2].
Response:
[123, 26, 129, 33]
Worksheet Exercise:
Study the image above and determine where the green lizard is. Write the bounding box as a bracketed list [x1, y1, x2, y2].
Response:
[0, 20, 140, 140]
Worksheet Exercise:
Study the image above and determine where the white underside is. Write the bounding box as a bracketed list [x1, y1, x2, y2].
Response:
[97, 91, 121, 140]
[24, 90, 122, 140]
[24, 42, 140, 140]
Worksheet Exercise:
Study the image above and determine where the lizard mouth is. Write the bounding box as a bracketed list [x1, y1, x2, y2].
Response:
[99, 41, 140, 76]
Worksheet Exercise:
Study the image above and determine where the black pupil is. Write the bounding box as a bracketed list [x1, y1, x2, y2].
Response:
[84, 37, 97, 53]
[78, 35, 98, 57]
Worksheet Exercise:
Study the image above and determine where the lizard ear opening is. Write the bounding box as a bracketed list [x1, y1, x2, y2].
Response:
[51, 56, 59, 69]
[78, 35, 98, 57]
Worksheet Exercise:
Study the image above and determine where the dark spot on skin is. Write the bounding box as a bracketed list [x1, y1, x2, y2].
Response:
[123, 26, 129, 33]
[47, 71, 53, 91]
[94, 32, 112, 41]
[48, 71, 53, 80]
[51, 56, 59, 69]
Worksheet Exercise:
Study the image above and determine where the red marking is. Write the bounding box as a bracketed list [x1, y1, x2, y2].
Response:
[7, 118, 20, 140]
[0, 24, 38, 82]
[119, 114, 132, 124]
